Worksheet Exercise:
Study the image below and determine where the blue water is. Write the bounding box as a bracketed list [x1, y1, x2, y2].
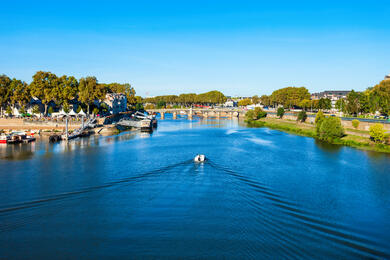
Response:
[1, 116, 390, 258]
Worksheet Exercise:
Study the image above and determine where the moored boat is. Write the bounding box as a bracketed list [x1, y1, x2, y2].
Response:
[0, 134, 10, 144]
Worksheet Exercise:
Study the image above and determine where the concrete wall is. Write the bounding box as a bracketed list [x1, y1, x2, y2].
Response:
[267, 113, 390, 131]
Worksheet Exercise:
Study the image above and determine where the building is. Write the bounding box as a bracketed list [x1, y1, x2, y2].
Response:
[385, 73, 390, 81]
[104, 93, 127, 114]
[223, 99, 237, 107]
[311, 90, 350, 108]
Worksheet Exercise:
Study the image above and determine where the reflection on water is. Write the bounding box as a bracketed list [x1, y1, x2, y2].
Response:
[0, 118, 389, 258]
[314, 139, 343, 153]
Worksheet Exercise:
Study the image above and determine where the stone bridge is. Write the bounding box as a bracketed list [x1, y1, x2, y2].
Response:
[145, 108, 245, 119]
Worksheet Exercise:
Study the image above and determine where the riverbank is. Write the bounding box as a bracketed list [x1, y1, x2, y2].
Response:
[247, 118, 390, 154]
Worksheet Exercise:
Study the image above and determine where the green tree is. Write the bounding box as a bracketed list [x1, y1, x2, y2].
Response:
[352, 119, 359, 129]
[157, 100, 166, 109]
[369, 80, 390, 115]
[196, 90, 226, 105]
[33, 105, 41, 115]
[252, 95, 260, 104]
[178, 93, 197, 107]
[277, 107, 285, 118]
[315, 110, 325, 135]
[0, 75, 12, 116]
[238, 98, 252, 106]
[78, 76, 101, 114]
[57, 75, 78, 105]
[299, 99, 311, 111]
[319, 117, 344, 140]
[335, 98, 346, 112]
[260, 95, 271, 107]
[319, 98, 331, 110]
[10, 79, 30, 109]
[297, 110, 307, 122]
[270, 87, 311, 108]
[245, 107, 266, 121]
[29, 71, 58, 115]
[369, 123, 385, 143]
[345, 90, 360, 116]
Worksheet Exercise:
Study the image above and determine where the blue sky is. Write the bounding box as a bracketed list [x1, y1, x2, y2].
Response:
[1, 0, 390, 96]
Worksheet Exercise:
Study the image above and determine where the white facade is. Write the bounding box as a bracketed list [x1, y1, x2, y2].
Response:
[104, 93, 127, 114]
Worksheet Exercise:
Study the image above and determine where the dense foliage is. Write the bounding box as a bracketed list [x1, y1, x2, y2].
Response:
[270, 87, 311, 108]
[245, 107, 267, 121]
[144, 90, 227, 106]
[352, 119, 360, 129]
[335, 81, 390, 116]
[237, 98, 252, 107]
[0, 72, 136, 115]
[277, 107, 285, 118]
[369, 123, 386, 143]
[297, 110, 307, 122]
[315, 110, 325, 135]
[318, 117, 344, 140]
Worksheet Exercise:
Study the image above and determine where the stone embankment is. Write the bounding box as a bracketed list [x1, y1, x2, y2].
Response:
[266, 113, 390, 131]
[0, 118, 81, 131]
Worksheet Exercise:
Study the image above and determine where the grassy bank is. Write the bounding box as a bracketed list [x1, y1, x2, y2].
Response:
[247, 118, 390, 154]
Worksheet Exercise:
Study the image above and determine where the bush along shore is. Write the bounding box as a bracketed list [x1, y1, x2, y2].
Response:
[246, 109, 390, 154]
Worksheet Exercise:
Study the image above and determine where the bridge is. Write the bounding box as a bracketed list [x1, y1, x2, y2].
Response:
[145, 108, 245, 119]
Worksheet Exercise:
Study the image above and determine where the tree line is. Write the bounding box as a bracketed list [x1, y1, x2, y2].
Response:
[335, 80, 390, 116]
[142, 91, 227, 108]
[255, 80, 390, 116]
[0, 71, 136, 115]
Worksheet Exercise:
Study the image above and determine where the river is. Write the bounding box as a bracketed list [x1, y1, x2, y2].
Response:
[1, 116, 390, 258]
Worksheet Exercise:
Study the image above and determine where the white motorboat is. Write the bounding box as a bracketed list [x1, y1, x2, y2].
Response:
[194, 154, 206, 162]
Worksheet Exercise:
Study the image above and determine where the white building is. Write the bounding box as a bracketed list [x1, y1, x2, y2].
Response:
[104, 93, 127, 114]
[311, 90, 350, 108]
[224, 100, 237, 107]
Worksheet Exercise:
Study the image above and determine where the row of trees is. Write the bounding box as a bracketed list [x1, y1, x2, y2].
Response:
[0, 71, 136, 115]
[335, 80, 390, 116]
[257, 80, 390, 116]
[143, 91, 227, 108]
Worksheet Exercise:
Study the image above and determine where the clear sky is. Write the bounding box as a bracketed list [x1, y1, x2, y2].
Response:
[1, 0, 390, 97]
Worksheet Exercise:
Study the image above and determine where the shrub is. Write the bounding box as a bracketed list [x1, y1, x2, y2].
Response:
[297, 110, 307, 122]
[277, 107, 285, 118]
[352, 119, 359, 129]
[369, 123, 385, 143]
[315, 110, 325, 124]
[315, 110, 325, 135]
[319, 117, 344, 140]
[254, 107, 267, 119]
[245, 107, 267, 121]
[245, 110, 256, 121]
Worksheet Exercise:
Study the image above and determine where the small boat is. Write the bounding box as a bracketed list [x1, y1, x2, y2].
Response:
[0, 134, 10, 144]
[194, 154, 206, 163]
